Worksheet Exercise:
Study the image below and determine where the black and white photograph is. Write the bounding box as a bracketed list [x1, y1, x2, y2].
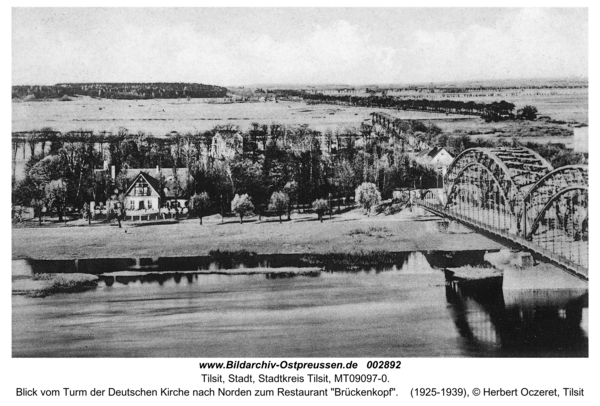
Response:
[10, 6, 589, 361]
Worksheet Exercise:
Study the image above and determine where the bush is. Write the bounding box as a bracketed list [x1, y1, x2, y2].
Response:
[268, 191, 290, 223]
[355, 182, 381, 216]
[517, 105, 538, 121]
[312, 199, 329, 222]
[82, 202, 90, 220]
[231, 194, 254, 224]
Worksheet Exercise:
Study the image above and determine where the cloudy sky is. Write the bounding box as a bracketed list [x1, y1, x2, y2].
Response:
[12, 8, 588, 86]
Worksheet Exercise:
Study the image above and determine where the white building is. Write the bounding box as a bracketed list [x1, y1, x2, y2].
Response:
[416, 146, 455, 170]
[124, 171, 161, 212]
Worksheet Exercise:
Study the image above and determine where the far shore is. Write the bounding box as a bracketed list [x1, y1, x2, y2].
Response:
[12, 208, 502, 261]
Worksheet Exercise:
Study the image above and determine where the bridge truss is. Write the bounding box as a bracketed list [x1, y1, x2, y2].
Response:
[417, 147, 588, 280]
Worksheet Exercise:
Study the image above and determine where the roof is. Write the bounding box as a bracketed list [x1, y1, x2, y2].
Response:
[442, 147, 457, 157]
[417, 147, 439, 158]
[427, 147, 441, 158]
[417, 146, 455, 159]
[123, 168, 190, 198]
[162, 168, 190, 197]
[124, 171, 161, 197]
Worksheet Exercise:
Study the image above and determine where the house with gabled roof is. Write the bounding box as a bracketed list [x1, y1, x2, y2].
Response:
[124, 171, 162, 212]
[90, 165, 191, 220]
[121, 168, 190, 219]
[416, 146, 455, 171]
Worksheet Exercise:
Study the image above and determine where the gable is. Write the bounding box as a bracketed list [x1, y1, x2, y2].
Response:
[124, 172, 161, 197]
[431, 150, 454, 165]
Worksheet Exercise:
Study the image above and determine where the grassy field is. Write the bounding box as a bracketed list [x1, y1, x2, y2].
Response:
[12, 208, 502, 260]
[12, 90, 586, 136]
[435, 118, 578, 147]
[12, 97, 379, 134]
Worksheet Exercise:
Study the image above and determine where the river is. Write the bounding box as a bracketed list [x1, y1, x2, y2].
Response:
[12, 251, 588, 358]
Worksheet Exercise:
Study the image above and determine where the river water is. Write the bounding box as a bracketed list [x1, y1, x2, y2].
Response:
[12, 252, 587, 358]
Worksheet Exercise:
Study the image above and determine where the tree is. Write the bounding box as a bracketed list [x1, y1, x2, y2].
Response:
[312, 199, 329, 222]
[283, 181, 299, 220]
[268, 191, 289, 223]
[231, 193, 254, 224]
[13, 177, 45, 224]
[229, 156, 268, 219]
[517, 105, 538, 121]
[115, 193, 127, 228]
[29, 155, 64, 186]
[44, 179, 68, 222]
[82, 202, 91, 225]
[334, 159, 357, 200]
[190, 192, 211, 225]
[355, 182, 381, 216]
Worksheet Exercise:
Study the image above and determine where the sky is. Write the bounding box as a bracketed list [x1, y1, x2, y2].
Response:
[12, 8, 588, 86]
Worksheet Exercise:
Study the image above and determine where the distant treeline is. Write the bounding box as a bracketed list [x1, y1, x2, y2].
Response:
[376, 84, 587, 94]
[301, 93, 524, 122]
[269, 82, 587, 95]
[12, 82, 229, 100]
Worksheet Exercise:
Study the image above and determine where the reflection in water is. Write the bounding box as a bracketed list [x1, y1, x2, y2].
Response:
[12, 251, 588, 357]
[24, 250, 498, 275]
[101, 272, 197, 287]
[96, 251, 444, 288]
[424, 250, 490, 269]
[446, 282, 588, 357]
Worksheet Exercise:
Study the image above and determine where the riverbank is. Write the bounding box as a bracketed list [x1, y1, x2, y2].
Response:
[12, 208, 502, 260]
[12, 273, 98, 297]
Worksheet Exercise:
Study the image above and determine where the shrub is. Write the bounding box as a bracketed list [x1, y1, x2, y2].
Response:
[354, 182, 381, 216]
[517, 105, 538, 121]
[231, 194, 254, 224]
[312, 199, 329, 222]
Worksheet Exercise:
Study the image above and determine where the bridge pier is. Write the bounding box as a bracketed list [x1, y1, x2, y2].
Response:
[485, 249, 587, 307]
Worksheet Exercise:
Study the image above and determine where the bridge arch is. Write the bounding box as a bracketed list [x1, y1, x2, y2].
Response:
[526, 185, 588, 240]
[419, 189, 444, 207]
[417, 147, 588, 277]
[523, 165, 588, 231]
[446, 161, 512, 211]
[444, 147, 552, 215]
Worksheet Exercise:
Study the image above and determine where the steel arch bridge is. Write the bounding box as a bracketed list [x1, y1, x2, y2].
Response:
[416, 147, 588, 280]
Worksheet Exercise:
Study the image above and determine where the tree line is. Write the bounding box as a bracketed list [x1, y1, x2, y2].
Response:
[12, 82, 228, 100]
[297, 93, 539, 122]
[13, 120, 581, 224]
[12, 122, 444, 222]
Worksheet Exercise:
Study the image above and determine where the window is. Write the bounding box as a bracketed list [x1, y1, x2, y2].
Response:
[147, 200, 153, 209]
[134, 179, 150, 196]
[129, 200, 135, 210]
